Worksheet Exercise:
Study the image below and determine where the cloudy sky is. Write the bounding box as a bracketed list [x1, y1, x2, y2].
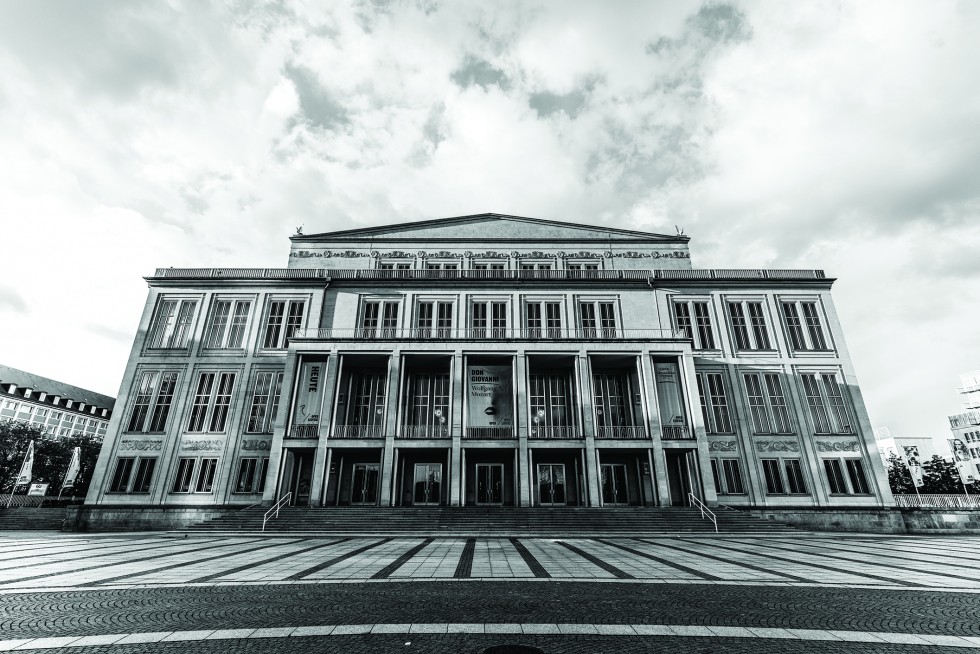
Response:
[1, 0, 978, 439]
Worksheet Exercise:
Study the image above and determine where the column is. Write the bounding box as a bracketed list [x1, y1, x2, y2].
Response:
[680, 353, 718, 506]
[450, 350, 464, 506]
[379, 351, 402, 506]
[639, 352, 671, 506]
[516, 352, 531, 506]
[577, 352, 601, 506]
[262, 350, 303, 505]
[309, 353, 339, 506]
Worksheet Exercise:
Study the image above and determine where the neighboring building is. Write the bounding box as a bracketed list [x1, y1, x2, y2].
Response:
[949, 371, 980, 482]
[85, 214, 892, 514]
[0, 363, 114, 439]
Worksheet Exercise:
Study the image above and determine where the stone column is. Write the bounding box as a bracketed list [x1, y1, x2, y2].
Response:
[516, 352, 531, 506]
[639, 351, 671, 506]
[577, 352, 601, 506]
[450, 350, 464, 506]
[379, 351, 402, 506]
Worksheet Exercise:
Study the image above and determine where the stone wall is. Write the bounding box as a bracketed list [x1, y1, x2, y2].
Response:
[751, 507, 980, 534]
[65, 505, 239, 532]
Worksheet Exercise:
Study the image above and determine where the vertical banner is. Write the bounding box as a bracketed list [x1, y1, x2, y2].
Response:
[294, 361, 325, 428]
[15, 441, 34, 486]
[654, 363, 686, 426]
[467, 364, 514, 428]
[62, 447, 82, 489]
[948, 438, 974, 483]
[901, 445, 923, 487]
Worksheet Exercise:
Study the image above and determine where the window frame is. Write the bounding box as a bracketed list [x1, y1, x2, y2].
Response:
[672, 298, 718, 351]
[124, 370, 181, 434]
[779, 297, 833, 353]
[245, 370, 285, 434]
[107, 456, 157, 494]
[202, 296, 254, 351]
[576, 297, 619, 339]
[358, 296, 401, 338]
[260, 297, 307, 350]
[413, 296, 456, 339]
[233, 456, 270, 494]
[741, 371, 794, 435]
[799, 371, 854, 435]
[523, 296, 564, 338]
[469, 296, 510, 338]
[823, 457, 871, 495]
[170, 456, 220, 494]
[695, 370, 734, 434]
[710, 458, 746, 495]
[186, 371, 238, 433]
[725, 298, 774, 352]
[145, 296, 200, 351]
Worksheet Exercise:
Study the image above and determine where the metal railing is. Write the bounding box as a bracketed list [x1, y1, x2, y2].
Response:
[595, 426, 648, 440]
[332, 425, 384, 439]
[893, 494, 980, 509]
[288, 425, 318, 439]
[153, 268, 328, 279]
[464, 426, 515, 439]
[262, 492, 292, 531]
[400, 425, 450, 439]
[292, 327, 685, 341]
[528, 426, 581, 439]
[661, 425, 693, 440]
[688, 492, 718, 533]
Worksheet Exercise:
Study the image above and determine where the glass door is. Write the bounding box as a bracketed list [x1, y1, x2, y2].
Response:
[476, 463, 504, 505]
[537, 463, 566, 506]
[600, 463, 629, 505]
[350, 463, 380, 505]
[413, 463, 442, 505]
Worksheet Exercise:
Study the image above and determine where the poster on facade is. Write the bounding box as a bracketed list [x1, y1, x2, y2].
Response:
[466, 364, 514, 427]
[949, 438, 971, 462]
[294, 361, 325, 427]
[654, 363, 686, 426]
[902, 445, 923, 487]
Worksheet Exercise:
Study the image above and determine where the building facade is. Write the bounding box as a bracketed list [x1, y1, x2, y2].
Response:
[85, 215, 892, 510]
[0, 364, 113, 440]
[948, 371, 980, 482]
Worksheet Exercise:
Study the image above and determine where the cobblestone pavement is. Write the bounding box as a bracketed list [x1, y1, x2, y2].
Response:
[2, 532, 979, 652]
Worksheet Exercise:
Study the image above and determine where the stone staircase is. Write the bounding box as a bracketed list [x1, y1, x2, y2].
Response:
[186, 506, 794, 536]
[0, 507, 68, 531]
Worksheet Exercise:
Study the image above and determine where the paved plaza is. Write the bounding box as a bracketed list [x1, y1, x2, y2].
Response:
[1, 531, 980, 652]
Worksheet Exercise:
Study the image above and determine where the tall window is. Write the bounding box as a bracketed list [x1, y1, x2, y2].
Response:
[801, 373, 852, 434]
[728, 301, 772, 350]
[171, 457, 218, 493]
[378, 261, 412, 270]
[696, 372, 733, 434]
[743, 372, 793, 434]
[204, 299, 251, 349]
[824, 458, 869, 494]
[566, 262, 599, 277]
[673, 301, 716, 350]
[405, 373, 450, 435]
[473, 262, 506, 270]
[520, 261, 553, 270]
[593, 373, 634, 428]
[525, 301, 562, 338]
[126, 371, 179, 433]
[346, 371, 386, 428]
[360, 299, 399, 338]
[784, 459, 808, 494]
[424, 261, 459, 271]
[246, 371, 284, 434]
[471, 300, 507, 338]
[762, 458, 808, 495]
[579, 301, 616, 339]
[529, 373, 574, 435]
[761, 459, 785, 494]
[781, 300, 830, 351]
[108, 458, 134, 493]
[195, 459, 218, 493]
[235, 457, 269, 493]
[147, 299, 197, 349]
[711, 459, 745, 494]
[172, 458, 195, 493]
[415, 300, 453, 338]
[187, 372, 236, 432]
[263, 299, 305, 349]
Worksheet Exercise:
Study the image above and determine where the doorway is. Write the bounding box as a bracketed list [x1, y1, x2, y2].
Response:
[350, 463, 380, 505]
[475, 463, 504, 505]
[600, 463, 629, 505]
[537, 463, 567, 506]
[413, 463, 442, 506]
[665, 450, 694, 506]
[285, 450, 314, 506]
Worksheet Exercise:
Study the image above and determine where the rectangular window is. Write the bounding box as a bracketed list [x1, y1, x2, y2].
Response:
[823, 459, 848, 494]
[360, 299, 399, 338]
[762, 459, 785, 494]
[743, 372, 793, 434]
[579, 300, 616, 338]
[187, 372, 237, 433]
[108, 458, 135, 493]
[471, 300, 507, 338]
[472, 262, 506, 270]
[126, 371, 179, 433]
[405, 373, 450, 435]
[195, 458, 218, 493]
[801, 373, 852, 434]
[529, 373, 574, 434]
[131, 458, 157, 493]
[782, 300, 830, 351]
[257, 458, 269, 493]
[784, 459, 808, 494]
[172, 458, 195, 493]
[346, 371, 387, 428]
[425, 261, 459, 270]
[593, 373, 634, 429]
[378, 261, 412, 271]
[520, 261, 553, 271]
[235, 458, 257, 493]
[147, 299, 197, 349]
[415, 300, 453, 338]
[696, 372, 733, 434]
[845, 459, 870, 494]
[263, 299, 305, 349]
[525, 301, 562, 338]
[246, 371, 284, 434]
[728, 301, 772, 351]
[673, 301, 716, 350]
[711, 459, 745, 494]
[204, 299, 251, 349]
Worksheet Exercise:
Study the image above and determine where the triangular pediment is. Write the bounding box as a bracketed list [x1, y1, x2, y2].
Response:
[294, 213, 686, 243]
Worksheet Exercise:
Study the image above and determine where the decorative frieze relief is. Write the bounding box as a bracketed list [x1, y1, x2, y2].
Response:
[465, 251, 509, 259]
[290, 250, 368, 258]
[291, 248, 692, 261]
[242, 439, 272, 451]
[708, 440, 738, 452]
[816, 440, 860, 453]
[371, 250, 416, 259]
[755, 440, 800, 453]
[180, 438, 224, 452]
[119, 440, 162, 452]
[606, 250, 691, 259]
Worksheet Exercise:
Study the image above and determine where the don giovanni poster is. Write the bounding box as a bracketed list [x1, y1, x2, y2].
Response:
[467, 365, 514, 427]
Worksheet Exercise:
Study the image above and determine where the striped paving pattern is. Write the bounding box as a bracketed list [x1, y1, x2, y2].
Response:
[1, 533, 978, 591]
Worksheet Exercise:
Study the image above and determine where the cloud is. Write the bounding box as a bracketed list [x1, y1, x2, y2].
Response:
[0, 287, 27, 314]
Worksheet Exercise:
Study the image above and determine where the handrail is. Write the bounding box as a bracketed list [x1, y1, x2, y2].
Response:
[262, 492, 292, 531]
[688, 492, 718, 533]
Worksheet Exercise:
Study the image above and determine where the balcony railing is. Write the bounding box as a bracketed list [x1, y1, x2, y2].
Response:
[595, 426, 648, 440]
[528, 426, 580, 439]
[400, 425, 450, 439]
[332, 425, 384, 439]
[661, 425, 693, 440]
[292, 327, 685, 341]
[464, 427, 515, 439]
[288, 424, 319, 438]
[893, 494, 980, 509]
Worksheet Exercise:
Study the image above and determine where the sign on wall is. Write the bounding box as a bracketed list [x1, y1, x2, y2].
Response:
[294, 361, 325, 426]
[27, 483, 49, 496]
[467, 364, 514, 428]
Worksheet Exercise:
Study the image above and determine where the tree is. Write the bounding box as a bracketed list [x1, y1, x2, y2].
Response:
[0, 419, 102, 497]
[0, 420, 44, 494]
[885, 453, 916, 494]
[919, 455, 976, 494]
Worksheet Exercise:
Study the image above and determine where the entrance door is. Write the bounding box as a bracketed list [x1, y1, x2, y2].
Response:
[350, 464, 380, 505]
[476, 464, 504, 505]
[600, 463, 629, 505]
[665, 451, 693, 506]
[537, 464, 566, 506]
[413, 463, 442, 505]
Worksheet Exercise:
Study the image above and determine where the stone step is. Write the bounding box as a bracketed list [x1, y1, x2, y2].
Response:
[0, 507, 68, 531]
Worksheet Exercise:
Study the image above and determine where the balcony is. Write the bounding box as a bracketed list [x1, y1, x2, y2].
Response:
[292, 327, 685, 341]
[464, 427, 515, 439]
[288, 425, 318, 439]
[595, 426, 648, 440]
[528, 426, 580, 439]
[661, 425, 693, 440]
[332, 425, 384, 439]
[400, 425, 450, 439]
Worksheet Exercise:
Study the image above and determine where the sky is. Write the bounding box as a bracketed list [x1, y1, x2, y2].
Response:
[0, 0, 978, 440]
